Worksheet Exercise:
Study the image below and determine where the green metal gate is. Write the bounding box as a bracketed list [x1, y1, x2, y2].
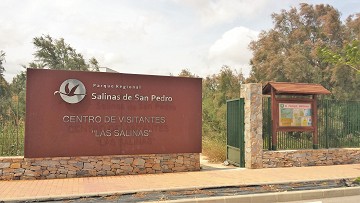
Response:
[226, 98, 245, 167]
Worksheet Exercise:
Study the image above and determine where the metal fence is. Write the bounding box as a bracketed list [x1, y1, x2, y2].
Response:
[263, 97, 360, 150]
[0, 121, 24, 156]
[318, 99, 360, 148]
[0, 95, 24, 156]
[2, 97, 360, 155]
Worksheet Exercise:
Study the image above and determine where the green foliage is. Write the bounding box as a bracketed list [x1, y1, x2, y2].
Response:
[318, 100, 360, 148]
[9, 34, 99, 122]
[0, 34, 102, 156]
[319, 39, 360, 100]
[319, 40, 360, 73]
[0, 50, 5, 77]
[88, 57, 100, 72]
[248, 3, 360, 100]
[354, 177, 360, 184]
[178, 69, 198, 78]
[0, 85, 11, 123]
[0, 121, 24, 156]
[0, 78, 24, 156]
[26, 34, 99, 71]
[0, 50, 9, 101]
[202, 66, 244, 142]
[178, 66, 245, 162]
[0, 51, 11, 123]
[10, 72, 26, 119]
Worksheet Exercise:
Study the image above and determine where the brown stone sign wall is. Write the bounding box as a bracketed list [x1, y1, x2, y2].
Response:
[25, 69, 202, 158]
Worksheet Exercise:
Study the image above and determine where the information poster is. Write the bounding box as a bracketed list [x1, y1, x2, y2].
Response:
[279, 103, 312, 127]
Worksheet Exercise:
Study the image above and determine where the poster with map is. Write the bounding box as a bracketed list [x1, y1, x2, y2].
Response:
[279, 103, 312, 127]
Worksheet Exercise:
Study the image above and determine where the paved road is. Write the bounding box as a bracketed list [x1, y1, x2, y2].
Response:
[284, 194, 360, 203]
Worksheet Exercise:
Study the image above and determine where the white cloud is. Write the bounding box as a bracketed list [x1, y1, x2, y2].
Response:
[1, 0, 359, 82]
[178, 0, 269, 26]
[207, 27, 259, 77]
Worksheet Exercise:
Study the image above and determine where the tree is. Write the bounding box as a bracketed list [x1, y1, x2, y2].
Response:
[318, 40, 360, 99]
[0, 51, 11, 121]
[320, 40, 360, 73]
[176, 67, 245, 162]
[10, 71, 27, 119]
[88, 57, 100, 72]
[17, 34, 101, 111]
[4, 34, 102, 123]
[344, 14, 360, 42]
[178, 69, 198, 78]
[248, 3, 353, 95]
[0, 50, 5, 77]
[202, 66, 244, 137]
[0, 50, 9, 99]
[27, 34, 99, 71]
[317, 13, 360, 99]
[200, 66, 245, 161]
[319, 14, 360, 73]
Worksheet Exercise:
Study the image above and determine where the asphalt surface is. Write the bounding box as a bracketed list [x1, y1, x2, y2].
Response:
[42, 179, 360, 203]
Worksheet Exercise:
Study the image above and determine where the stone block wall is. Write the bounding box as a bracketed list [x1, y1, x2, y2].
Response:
[240, 83, 263, 169]
[0, 153, 200, 180]
[263, 148, 360, 168]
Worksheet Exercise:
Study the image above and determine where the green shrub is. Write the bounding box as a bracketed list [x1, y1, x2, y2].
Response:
[0, 121, 24, 156]
[202, 137, 226, 163]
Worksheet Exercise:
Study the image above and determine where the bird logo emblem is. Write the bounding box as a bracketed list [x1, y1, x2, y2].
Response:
[54, 79, 86, 104]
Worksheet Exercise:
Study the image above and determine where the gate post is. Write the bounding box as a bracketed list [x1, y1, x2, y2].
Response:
[240, 83, 263, 169]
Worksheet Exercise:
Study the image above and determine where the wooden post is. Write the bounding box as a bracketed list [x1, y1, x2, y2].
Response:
[271, 88, 277, 150]
[313, 95, 319, 149]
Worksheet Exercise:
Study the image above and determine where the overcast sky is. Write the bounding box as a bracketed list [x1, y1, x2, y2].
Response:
[1, 0, 359, 82]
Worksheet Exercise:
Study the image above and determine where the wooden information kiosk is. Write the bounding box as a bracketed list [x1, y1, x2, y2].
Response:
[263, 82, 331, 150]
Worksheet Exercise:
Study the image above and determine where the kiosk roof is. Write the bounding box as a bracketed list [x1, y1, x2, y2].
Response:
[262, 82, 331, 95]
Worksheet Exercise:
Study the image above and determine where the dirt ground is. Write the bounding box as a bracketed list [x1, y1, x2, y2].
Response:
[200, 154, 237, 171]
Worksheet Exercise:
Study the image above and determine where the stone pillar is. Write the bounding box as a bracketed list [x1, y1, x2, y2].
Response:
[240, 83, 263, 169]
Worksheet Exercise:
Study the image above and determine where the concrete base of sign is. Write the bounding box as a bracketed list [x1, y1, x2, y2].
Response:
[0, 153, 200, 180]
[263, 148, 360, 168]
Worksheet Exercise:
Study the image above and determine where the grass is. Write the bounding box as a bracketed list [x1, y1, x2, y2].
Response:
[202, 137, 226, 163]
[0, 121, 24, 156]
[354, 177, 360, 184]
